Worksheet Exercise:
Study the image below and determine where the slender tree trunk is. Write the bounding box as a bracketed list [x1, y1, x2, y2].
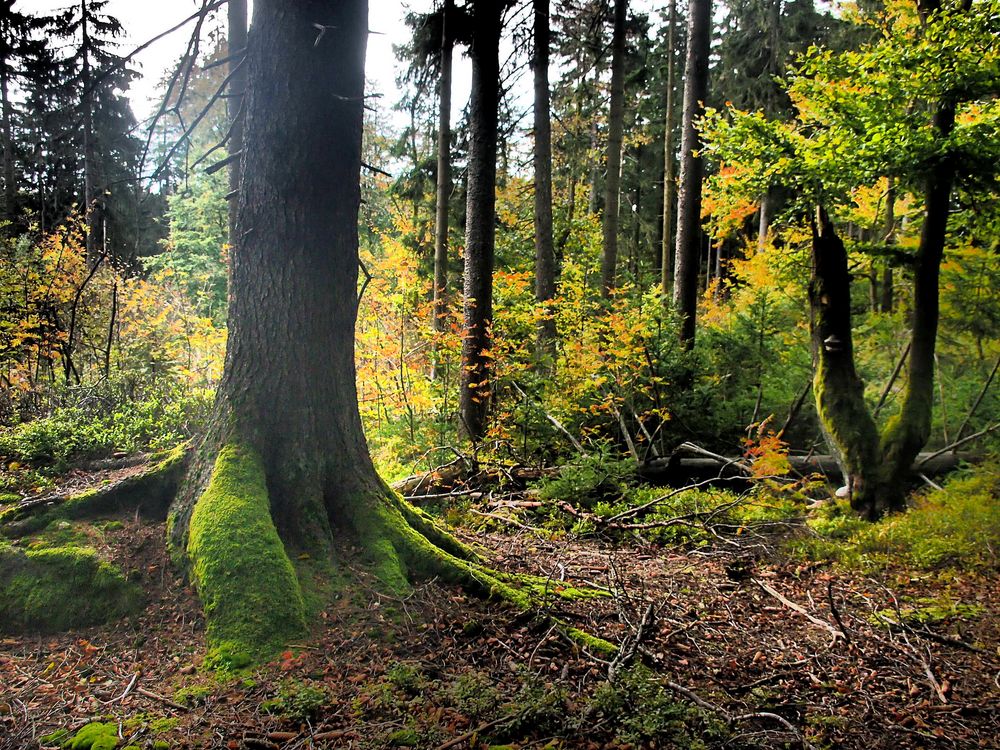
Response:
[757, 190, 771, 252]
[600, 0, 627, 299]
[672, 0, 711, 347]
[533, 0, 557, 354]
[660, 0, 677, 299]
[81, 0, 97, 266]
[588, 113, 601, 213]
[880, 177, 895, 313]
[460, 0, 503, 441]
[432, 0, 453, 340]
[1, 28, 15, 224]
[227, 0, 247, 245]
[871, 100, 956, 511]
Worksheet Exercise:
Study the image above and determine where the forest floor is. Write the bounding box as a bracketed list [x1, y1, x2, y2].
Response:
[1, 464, 999, 750]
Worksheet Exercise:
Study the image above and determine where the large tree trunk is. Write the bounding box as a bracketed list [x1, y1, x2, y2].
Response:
[460, 0, 503, 441]
[600, 0, 627, 299]
[227, 0, 247, 245]
[672, 0, 711, 347]
[168, 0, 480, 670]
[660, 0, 677, 299]
[808, 208, 881, 515]
[533, 0, 557, 355]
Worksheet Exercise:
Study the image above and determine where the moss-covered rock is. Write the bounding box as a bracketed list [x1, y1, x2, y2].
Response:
[186, 444, 307, 669]
[0, 543, 143, 633]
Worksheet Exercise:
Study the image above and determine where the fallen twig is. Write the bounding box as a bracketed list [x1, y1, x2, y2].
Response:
[753, 579, 844, 641]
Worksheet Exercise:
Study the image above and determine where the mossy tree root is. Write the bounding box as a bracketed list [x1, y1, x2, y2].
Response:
[0, 443, 189, 539]
[183, 444, 616, 668]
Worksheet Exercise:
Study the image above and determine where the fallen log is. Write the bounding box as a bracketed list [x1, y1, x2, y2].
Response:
[638, 451, 976, 483]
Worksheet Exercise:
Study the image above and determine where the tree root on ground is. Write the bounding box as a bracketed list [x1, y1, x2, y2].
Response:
[0, 443, 190, 538]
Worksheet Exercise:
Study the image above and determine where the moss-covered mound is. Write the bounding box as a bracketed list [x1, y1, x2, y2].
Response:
[0, 543, 143, 633]
[186, 444, 307, 669]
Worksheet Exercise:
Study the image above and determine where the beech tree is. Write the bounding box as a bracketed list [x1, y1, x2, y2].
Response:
[703, 0, 1000, 518]
[167, 0, 523, 667]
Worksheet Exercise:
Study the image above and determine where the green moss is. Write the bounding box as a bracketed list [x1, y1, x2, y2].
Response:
[174, 684, 213, 706]
[0, 544, 143, 633]
[64, 722, 120, 750]
[186, 444, 306, 669]
[39, 729, 70, 745]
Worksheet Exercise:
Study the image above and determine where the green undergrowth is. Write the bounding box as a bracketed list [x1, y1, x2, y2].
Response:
[186, 443, 306, 670]
[526, 455, 804, 546]
[791, 465, 1000, 570]
[870, 594, 985, 628]
[0, 541, 142, 633]
[0, 385, 211, 474]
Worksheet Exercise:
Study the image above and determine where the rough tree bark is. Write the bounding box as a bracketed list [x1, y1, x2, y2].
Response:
[672, 0, 711, 347]
[660, 0, 677, 299]
[1, 9, 15, 224]
[533, 0, 557, 355]
[227, 0, 247, 245]
[460, 0, 503, 441]
[166, 0, 506, 669]
[432, 0, 453, 341]
[600, 0, 627, 299]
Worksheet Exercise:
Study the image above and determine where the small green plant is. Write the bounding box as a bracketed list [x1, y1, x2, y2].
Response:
[792, 466, 1000, 570]
[262, 679, 328, 721]
[385, 661, 425, 695]
[448, 671, 502, 721]
[583, 665, 716, 746]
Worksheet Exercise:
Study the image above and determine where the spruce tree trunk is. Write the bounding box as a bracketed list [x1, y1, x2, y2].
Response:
[809, 208, 881, 514]
[168, 0, 480, 669]
[1, 25, 15, 224]
[460, 0, 503, 441]
[80, 0, 97, 266]
[672, 0, 711, 347]
[660, 0, 677, 299]
[227, 0, 247, 245]
[600, 0, 627, 299]
[533, 0, 557, 354]
[432, 0, 453, 339]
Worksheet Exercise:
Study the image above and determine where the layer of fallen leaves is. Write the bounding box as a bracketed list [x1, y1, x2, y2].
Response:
[1, 509, 998, 750]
